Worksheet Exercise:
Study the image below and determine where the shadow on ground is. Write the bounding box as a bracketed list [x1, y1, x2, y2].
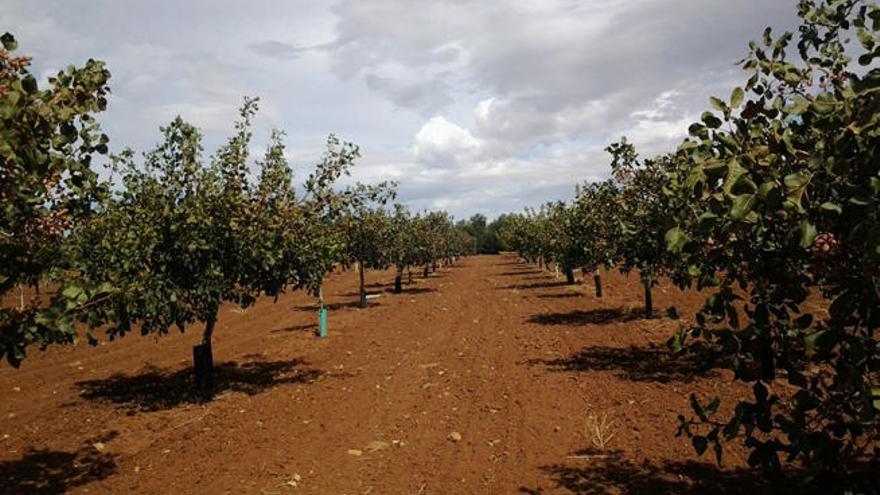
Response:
[270, 323, 316, 333]
[387, 287, 437, 295]
[498, 270, 542, 276]
[0, 433, 118, 494]
[503, 281, 572, 290]
[294, 300, 384, 312]
[528, 307, 647, 325]
[537, 293, 582, 299]
[519, 456, 822, 495]
[527, 343, 716, 383]
[76, 358, 323, 413]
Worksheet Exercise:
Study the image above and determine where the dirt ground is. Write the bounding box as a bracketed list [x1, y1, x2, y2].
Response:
[0, 254, 810, 494]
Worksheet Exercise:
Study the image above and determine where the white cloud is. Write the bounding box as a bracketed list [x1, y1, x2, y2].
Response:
[414, 116, 482, 170]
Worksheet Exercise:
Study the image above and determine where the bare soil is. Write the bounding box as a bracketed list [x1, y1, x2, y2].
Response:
[0, 254, 809, 494]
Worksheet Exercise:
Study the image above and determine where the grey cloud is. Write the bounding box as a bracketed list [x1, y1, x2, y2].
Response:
[3, 0, 807, 219]
[364, 73, 453, 115]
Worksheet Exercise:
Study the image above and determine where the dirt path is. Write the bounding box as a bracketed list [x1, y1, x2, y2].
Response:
[1, 255, 798, 494]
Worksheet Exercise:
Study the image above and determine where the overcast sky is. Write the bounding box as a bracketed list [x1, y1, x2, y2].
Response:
[3, 1, 800, 219]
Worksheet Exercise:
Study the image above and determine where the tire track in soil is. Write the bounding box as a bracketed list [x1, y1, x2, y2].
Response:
[2, 255, 771, 494]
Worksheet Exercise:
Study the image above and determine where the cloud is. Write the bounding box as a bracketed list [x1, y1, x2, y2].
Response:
[2, 0, 803, 218]
[414, 116, 482, 170]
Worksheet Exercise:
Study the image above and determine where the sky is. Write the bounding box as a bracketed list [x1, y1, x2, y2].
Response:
[2, 1, 801, 219]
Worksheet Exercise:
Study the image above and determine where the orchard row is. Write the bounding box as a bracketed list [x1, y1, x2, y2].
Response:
[0, 36, 477, 393]
[496, 0, 879, 488]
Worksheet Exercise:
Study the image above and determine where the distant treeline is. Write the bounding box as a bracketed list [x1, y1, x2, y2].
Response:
[455, 214, 516, 254]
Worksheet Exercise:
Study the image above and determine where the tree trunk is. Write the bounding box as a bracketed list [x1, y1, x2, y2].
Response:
[565, 268, 575, 285]
[423, 264, 429, 278]
[644, 279, 653, 318]
[18, 284, 24, 311]
[594, 273, 603, 298]
[432, 260, 437, 272]
[194, 312, 216, 401]
[408, 266, 413, 284]
[358, 260, 368, 308]
[394, 272, 402, 294]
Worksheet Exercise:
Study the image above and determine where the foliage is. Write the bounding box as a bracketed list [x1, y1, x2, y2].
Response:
[667, 0, 880, 484]
[0, 33, 111, 366]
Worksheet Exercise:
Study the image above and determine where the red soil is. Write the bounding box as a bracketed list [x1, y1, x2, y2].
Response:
[0, 254, 806, 494]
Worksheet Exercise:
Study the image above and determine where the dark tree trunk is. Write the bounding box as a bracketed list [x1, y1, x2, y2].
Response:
[408, 266, 413, 284]
[594, 273, 603, 298]
[394, 273, 402, 294]
[423, 264, 429, 278]
[358, 260, 368, 308]
[432, 260, 437, 272]
[194, 312, 216, 401]
[644, 279, 653, 318]
[565, 268, 575, 285]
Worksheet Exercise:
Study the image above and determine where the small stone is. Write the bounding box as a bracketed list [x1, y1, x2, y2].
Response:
[92, 442, 105, 451]
[293, 474, 302, 482]
[134, 466, 140, 473]
[347, 449, 363, 457]
[448, 431, 462, 442]
[554, 425, 561, 432]
[12, 387, 20, 392]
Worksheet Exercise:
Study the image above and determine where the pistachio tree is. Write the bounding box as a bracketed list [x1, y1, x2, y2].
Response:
[0, 33, 112, 366]
[570, 180, 622, 297]
[70, 100, 264, 399]
[386, 204, 418, 292]
[666, 0, 880, 486]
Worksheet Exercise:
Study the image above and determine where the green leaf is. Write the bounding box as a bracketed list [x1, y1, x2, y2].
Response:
[730, 194, 756, 221]
[665, 226, 690, 254]
[798, 219, 817, 248]
[783, 172, 811, 211]
[730, 87, 744, 109]
[786, 96, 810, 115]
[722, 159, 747, 195]
[819, 202, 842, 214]
[710, 96, 728, 113]
[701, 112, 723, 129]
[61, 285, 84, 300]
[667, 330, 684, 353]
[811, 92, 836, 115]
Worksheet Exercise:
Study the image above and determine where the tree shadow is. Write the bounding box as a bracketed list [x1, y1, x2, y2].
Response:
[387, 287, 436, 295]
[338, 290, 383, 297]
[521, 457, 820, 495]
[294, 300, 384, 312]
[527, 343, 717, 383]
[503, 281, 571, 290]
[498, 270, 542, 276]
[270, 323, 317, 334]
[0, 432, 118, 494]
[528, 308, 647, 326]
[76, 358, 324, 413]
[537, 293, 582, 299]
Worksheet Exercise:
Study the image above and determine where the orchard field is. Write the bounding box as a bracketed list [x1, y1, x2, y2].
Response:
[1, 254, 806, 495]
